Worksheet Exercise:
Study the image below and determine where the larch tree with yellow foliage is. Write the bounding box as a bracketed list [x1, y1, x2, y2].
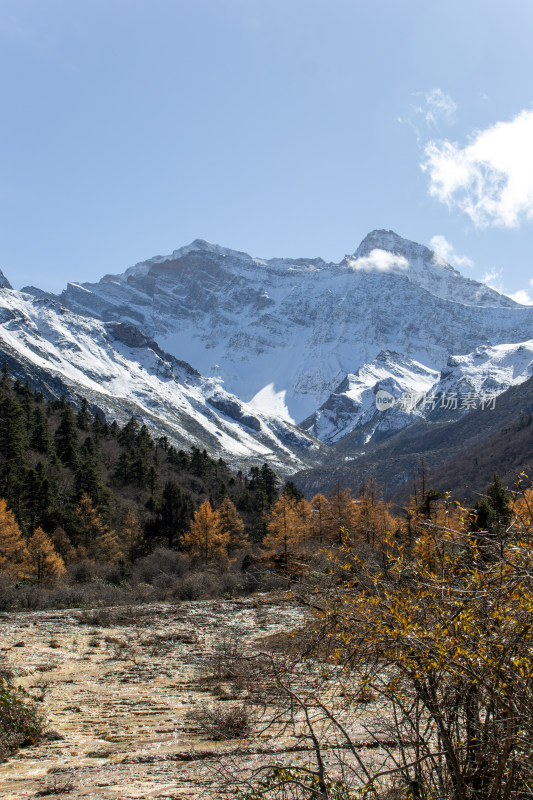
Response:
[182, 500, 229, 564]
[262, 495, 310, 556]
[326, 485, 358, 545]
[74, 493, 123, 563]
[218, 497, 248, 554]
[92, 527, 124, 564]
[309, 493, 331, 544]
[120, 509, 143, 563]
[26, 527, 66, 586]
[279, 479, 533, 799]
[0, 498, 29, 579]
[352, 477, 399, 547]
[74, 493, 108, 556]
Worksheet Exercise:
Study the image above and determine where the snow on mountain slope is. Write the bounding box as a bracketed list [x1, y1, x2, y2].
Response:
[423, 340, 533, 418]
[301, 351, 439, 444]
[0, 286, 326, 473]
[310, 339, 533, 447]
[348, 230, 516, 307]
[55, 231, 533, 424]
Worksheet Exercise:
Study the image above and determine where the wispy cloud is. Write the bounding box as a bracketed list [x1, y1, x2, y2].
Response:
[429, 234, 474, 269]
[421, 109, 533, 228]
[347, 249, 409, 273]
[481, 268, 504, 292]
[399, 88, 457, 139]
[422, 89, 457, 127]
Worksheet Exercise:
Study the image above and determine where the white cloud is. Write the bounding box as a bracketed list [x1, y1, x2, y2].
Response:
[508, 289, 533, 305]
[429, 235, 474, 269]
[421, 109, 533, 227]
[347, 249, 409, 273]
[481, 268, 504, 292]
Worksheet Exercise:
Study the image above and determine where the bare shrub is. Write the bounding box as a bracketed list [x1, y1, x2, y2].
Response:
[0, 678, 45, 762]
[36, 770, 75, 796]
[131, 548, 189, 587]
[185, 701, 252, 740]
[172, 572, 216, 600]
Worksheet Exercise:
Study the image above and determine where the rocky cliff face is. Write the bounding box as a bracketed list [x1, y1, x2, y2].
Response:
[54, 231, 533, 427]
[9, 230, 533, 480]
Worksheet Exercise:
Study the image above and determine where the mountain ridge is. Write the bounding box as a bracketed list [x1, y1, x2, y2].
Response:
[52, 230, 533, 424]
[5, 228, 533, 495]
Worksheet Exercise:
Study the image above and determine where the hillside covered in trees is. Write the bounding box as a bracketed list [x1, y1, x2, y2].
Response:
[0, 368, 394, 604]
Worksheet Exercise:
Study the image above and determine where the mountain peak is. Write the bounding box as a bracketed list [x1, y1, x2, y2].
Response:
[354, 229, 439, 266]
[0, 269, 12, 290]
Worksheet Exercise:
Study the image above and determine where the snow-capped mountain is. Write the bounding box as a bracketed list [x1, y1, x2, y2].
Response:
[11, 229, 533, 488]
[301, 351, 439, 444]
[0, 286, 326, 474]
[423, 340, 533, 419]
[303, 339, 533, 448]
[51, 230, 533, 427]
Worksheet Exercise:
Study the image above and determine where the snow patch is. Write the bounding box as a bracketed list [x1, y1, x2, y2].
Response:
[249, 383, 294, 423]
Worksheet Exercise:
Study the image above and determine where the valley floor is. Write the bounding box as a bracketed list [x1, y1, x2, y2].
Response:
[0, 596, 308, 800]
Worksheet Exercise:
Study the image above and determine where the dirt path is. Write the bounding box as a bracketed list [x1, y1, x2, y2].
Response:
[0, 595, 305, 800]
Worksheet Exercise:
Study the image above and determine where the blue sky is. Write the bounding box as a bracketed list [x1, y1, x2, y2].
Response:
[1, 0, 533, 301]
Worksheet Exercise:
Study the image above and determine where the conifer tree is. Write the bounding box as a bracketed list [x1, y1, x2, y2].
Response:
[0, 392, 27, 462]
[282, 480, 305, 502]
[26, 527, 66, 586]
[158, 480, 194, 548]
[76, 398, 91, 430]
[120, 509, 143, 562]
[352, 477, 398, 547]
[51, 526, 76, 563]
[218, 497, 248, 554]
[92, 527, 123, 563]
[263, 495, 305, 557]
[0, 498, 29, 578]
[30, 406, 53, 455]
[54, 402, 79, 468]
[182, 500, 228, 563]
[310, 493, 331, 544]
[74, 493, 107, 553]
[328, 485, 358, 544]
[22, 463, 52, 532]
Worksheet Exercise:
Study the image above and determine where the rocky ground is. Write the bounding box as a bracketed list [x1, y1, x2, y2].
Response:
[0, 594, 310, 800]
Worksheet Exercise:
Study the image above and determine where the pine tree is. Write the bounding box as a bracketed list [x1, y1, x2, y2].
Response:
[282, 480, 305, 502]
[54, 402, 79, 468]
[26, 527, 66, 586]
[76, 398, 91, 430]
[0, 392, 27, 462]
[22, 463, 51, 532]
[158, 480, 194, 548]
[260, 463, 280, 507]
[218, 497, 248, 554]
[30, 406, 53, 455]
[181, 500, 229, 563]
